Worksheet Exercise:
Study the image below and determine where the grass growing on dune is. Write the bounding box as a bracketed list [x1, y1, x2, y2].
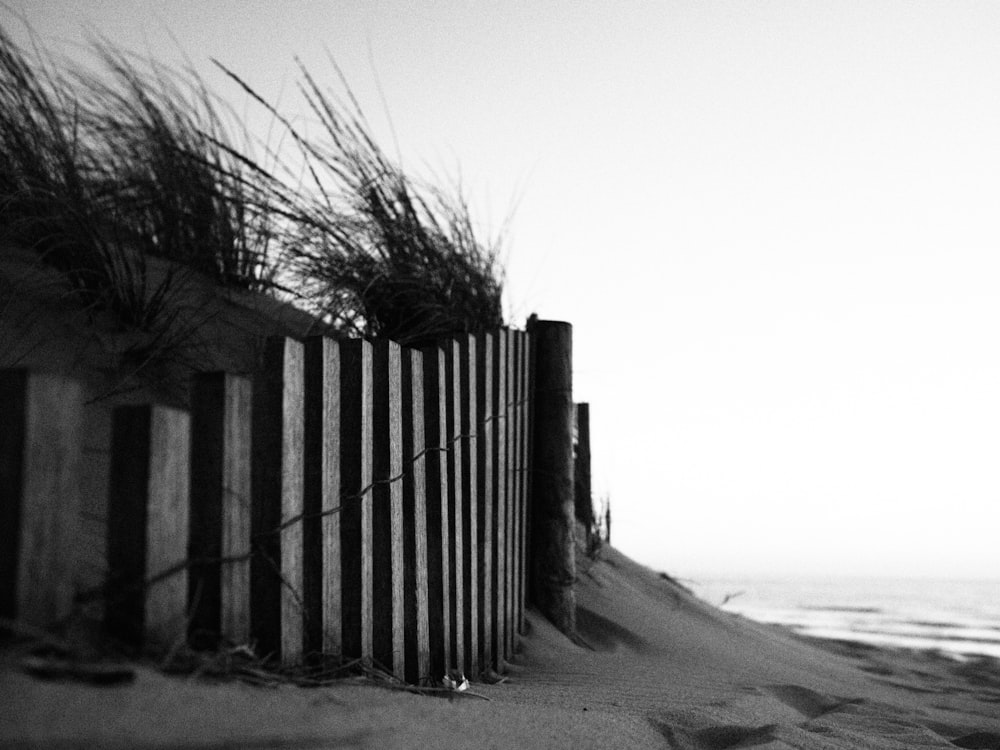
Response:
[218, 58, 505, 346]
[0, 25, 108, 302]
[75, 42, 283, 293]
[1, 21, 506, 384]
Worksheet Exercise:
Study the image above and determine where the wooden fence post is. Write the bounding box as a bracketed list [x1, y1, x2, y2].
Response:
[402, 349, 430, 684]
[372, 340, 405, 679]
[303, 337, 341, 660]
[475, 332, 494, 672]
[574, 403, 594, 533]
[444, 338, 464, 673]
[107, 405, 190, 648]
[421, 345, 450, 680]
[339, 339, 374, 665]
[189, 373, 252, 648]
[251, 337, 305, 665]
[0, 371, 83, 626]
[528, 320, 576, 637]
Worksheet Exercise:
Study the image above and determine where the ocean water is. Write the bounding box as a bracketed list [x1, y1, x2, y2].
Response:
[688, 577, 1000, 661]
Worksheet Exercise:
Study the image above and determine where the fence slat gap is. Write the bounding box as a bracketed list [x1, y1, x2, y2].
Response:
[189, 373, 252, 648]
[338, 339, 374, 666]
[108, 404, 190, 649]
[421, 345, 450, 681]
[476, 332, 494, 671]
[304, 337, 342, 662]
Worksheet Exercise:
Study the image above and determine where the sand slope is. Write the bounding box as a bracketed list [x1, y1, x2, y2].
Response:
[4, 545, 1000, 749]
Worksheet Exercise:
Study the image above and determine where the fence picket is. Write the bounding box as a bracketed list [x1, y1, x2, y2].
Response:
[402, 349, 430, 683]
[339, 339, 374, 665]
[491, 331, 507, 666]
[0, 371, 83, 626]
[476, 332, 494, 671]
[457, 334, 479, 676]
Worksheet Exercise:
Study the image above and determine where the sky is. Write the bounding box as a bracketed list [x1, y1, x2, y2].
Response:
[7, 0, 1000, 581]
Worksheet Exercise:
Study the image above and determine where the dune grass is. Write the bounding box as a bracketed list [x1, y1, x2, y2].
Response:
[216, 57, 505, 346]
[1, 21, 505, 370]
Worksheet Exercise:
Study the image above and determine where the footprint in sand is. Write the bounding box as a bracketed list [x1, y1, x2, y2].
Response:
[652, 720, 780, 750]
[759, 684, 858, 719]
[950, 731, 1000, 749]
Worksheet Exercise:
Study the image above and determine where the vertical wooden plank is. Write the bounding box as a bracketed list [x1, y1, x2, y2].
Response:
[574, 403, 593, 535]
[108, 404, 189, 648]
[402, 349, 430, 683]
[444, 339, 463, 672]
[458, 334, 478, 676]
[373, 340, 404, 678]
[339, 339, 374, 664]
[475, 332, 494, 672]
[519, 330, 531, 634]
[189, 373, 252, 648]
[304, 337, 341, 660]
[507, 333, 520, 648]
[251, 337, 305, 665]
[0, 371, 82, 625]
[146, 408, 192, 647]
[220, 378, 252, 646]
[507, 333, 520, 651]
[421, 345, 449, 681]
[498, 329, 512, 662]
[489, 331, 505, 667]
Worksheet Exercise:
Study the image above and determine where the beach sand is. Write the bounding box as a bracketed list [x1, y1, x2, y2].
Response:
[3, 545, 1000, 749]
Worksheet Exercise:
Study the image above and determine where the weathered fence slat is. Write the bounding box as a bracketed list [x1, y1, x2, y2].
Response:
[499, 329, 513, 661]
[304, 337, 341, 660]
[0, 371, 83, 626]
[458, 334, 479, 676]
[508, 332, 521, 646]
[339, 339, 374, 664]
[490, 330, 506, 666]
[402, 349, 430, 683]
[475, 332, 494, 671]
[251, 337, 305, 665]
[518, 330, 532, 634]
[107, 404, 190, 647]
[189, 373, 252, 648]
[508, 332, 521, 650]
[574, 403, 593, 533]
[421, 345, 450, 680]
[445, 339, 464, 672]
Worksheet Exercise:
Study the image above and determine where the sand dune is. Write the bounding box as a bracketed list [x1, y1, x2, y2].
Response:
[4, 545, 1000, 748]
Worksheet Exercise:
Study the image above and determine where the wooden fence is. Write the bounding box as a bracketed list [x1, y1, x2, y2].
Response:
[1, 327, 538, 685]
